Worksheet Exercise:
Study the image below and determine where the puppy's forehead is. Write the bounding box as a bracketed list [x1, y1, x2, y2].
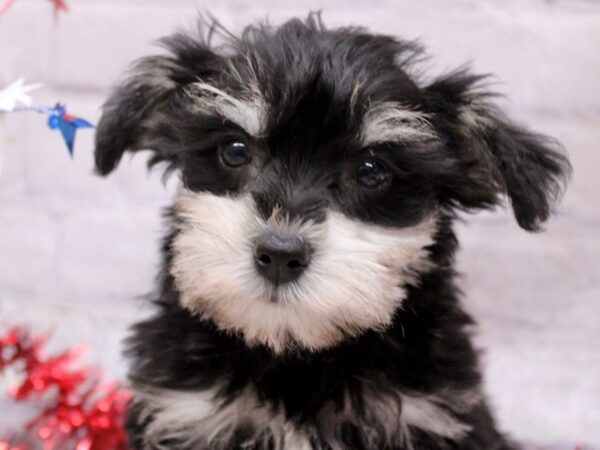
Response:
[188, 32, 431, 160]
[260, 61, 421, 143]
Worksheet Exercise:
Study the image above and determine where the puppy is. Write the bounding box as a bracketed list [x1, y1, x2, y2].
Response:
[95, 14, 570, 450]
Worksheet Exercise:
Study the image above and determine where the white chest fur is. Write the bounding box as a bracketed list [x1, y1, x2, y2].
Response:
[134, 384, 477, 450]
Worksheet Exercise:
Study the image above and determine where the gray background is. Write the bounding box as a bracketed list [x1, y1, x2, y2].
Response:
[0, 0, 598, 448]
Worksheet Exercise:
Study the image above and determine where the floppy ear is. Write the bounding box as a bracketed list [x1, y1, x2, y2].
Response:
[94, 34, 222, 175]
[423, 71, 571, 231]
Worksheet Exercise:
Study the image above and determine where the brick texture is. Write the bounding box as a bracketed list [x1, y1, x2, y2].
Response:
[0, 0, 599, 446]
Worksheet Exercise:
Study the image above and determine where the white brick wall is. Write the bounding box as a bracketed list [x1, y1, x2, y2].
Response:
[1, 0, 599, 446]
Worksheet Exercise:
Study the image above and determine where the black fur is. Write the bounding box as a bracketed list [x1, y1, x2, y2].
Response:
[95, 14, 570, 450]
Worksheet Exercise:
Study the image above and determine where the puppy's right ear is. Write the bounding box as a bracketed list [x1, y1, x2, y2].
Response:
[94, 36, 221, 175]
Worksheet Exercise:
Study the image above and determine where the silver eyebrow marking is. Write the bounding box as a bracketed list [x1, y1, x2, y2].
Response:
[361, 102, 437, 146]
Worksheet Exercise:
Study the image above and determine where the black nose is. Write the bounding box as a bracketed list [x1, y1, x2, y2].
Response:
[254, 233, 312, 285]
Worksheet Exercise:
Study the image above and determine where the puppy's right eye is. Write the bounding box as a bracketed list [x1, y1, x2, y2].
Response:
[220, 141, 251, 168]
[356, 159, 389, 189]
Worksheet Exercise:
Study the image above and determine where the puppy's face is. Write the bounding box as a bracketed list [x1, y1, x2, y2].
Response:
[95, 16, 569, 352]
[168, 70, 441, 352]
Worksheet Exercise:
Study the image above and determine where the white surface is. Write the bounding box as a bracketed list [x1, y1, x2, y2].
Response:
[0, 0, 599, 447]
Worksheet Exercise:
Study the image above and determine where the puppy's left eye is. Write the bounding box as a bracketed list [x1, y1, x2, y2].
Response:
[220, 141, 251, 168]
[356, 159, 389, 189]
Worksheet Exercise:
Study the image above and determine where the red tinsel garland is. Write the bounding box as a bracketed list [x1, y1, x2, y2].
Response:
[0, 327, 130, 450]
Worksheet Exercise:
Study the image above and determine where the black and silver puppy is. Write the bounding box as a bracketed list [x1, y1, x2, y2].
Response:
[95, 15, 570, 450]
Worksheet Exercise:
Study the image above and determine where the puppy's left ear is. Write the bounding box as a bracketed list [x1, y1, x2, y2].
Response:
[423, 71, 572, 231]
[95, 33, 222, 175]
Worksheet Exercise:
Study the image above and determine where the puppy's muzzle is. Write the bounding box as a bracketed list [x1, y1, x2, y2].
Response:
[254, 232, 312, 286]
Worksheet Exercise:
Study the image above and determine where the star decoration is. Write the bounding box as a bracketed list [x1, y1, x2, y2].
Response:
[0, 79, 43, 113]
[48, 0, 68, 17]
[0, 80, 93, 157]
[0, 0, 16, 16]
[0, 0, 69, 17]
[46, 104, 94, 157]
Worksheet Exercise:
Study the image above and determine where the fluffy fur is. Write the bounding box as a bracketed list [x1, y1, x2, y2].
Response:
[171, 189, 436, 352]
[94, 14, 571, 450]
